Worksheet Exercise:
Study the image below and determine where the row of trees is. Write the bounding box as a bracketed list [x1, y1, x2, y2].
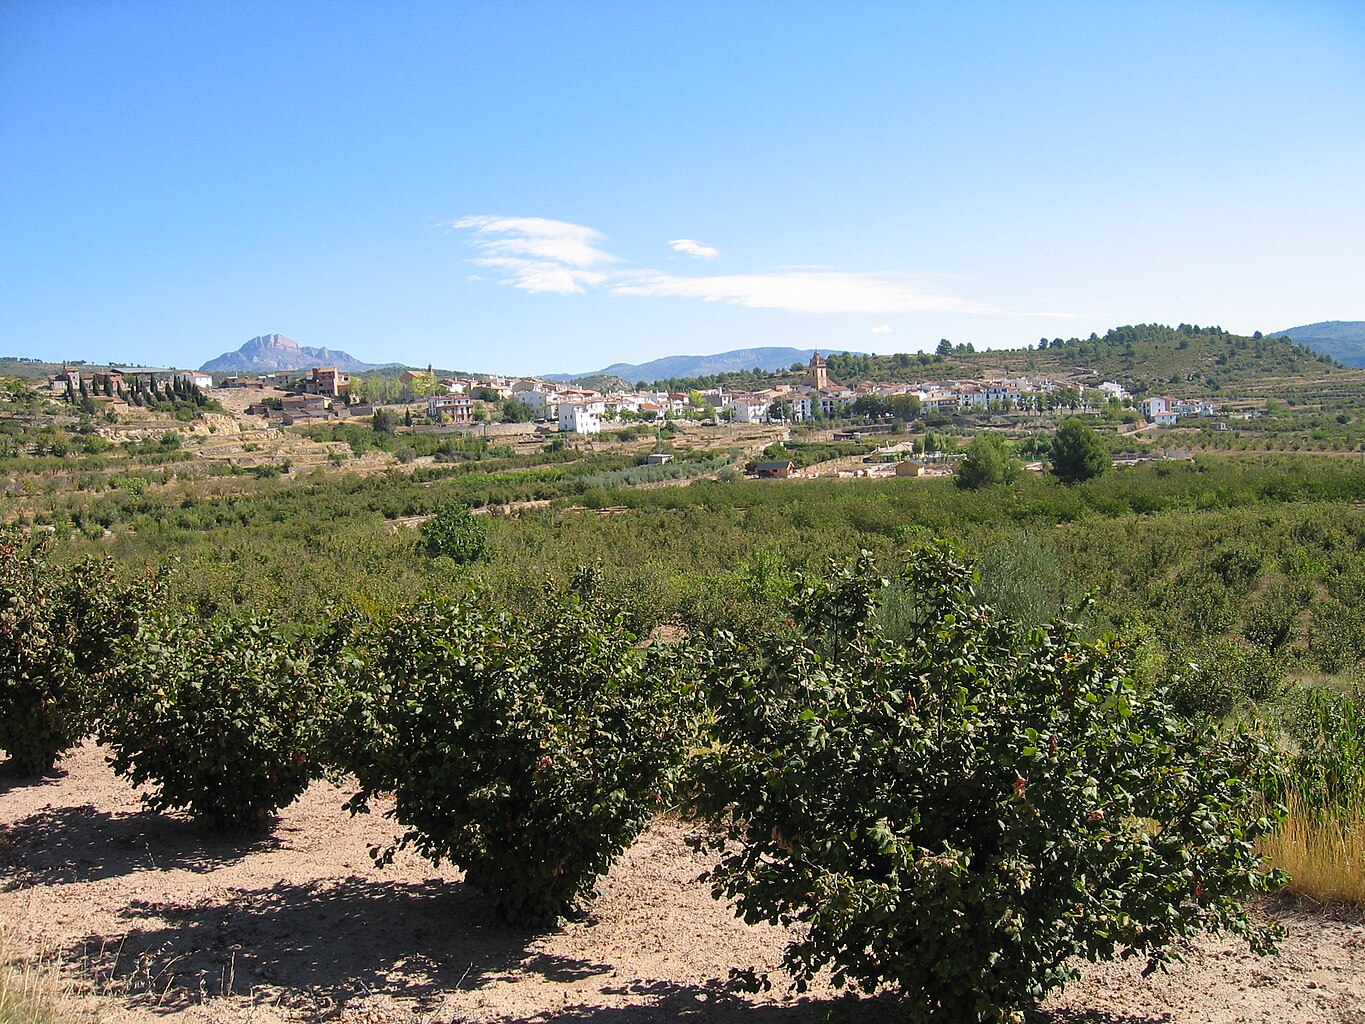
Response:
[1, 531, 1286, 1022]
[62, 374, 212, 415]
[957, 418, 1111, 489]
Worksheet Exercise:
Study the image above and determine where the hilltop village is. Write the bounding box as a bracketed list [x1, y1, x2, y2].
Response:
[51, 353, 1210, 434]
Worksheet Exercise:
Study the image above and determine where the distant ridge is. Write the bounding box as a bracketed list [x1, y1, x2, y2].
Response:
[1270, 322, 1365, 368]
[200, 334, 400, 373]
[547, 346, 862, 384]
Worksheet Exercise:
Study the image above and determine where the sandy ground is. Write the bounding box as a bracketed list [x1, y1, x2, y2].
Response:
[1, 744, 1361, 1024]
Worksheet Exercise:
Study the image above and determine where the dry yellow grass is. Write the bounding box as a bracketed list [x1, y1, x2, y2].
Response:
[0, 932, 86, 1024]
[1261, 796, 1365, 905]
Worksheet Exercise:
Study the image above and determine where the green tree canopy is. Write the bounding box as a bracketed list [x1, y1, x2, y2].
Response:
[500, 397, 534, 423]
[955, 431, 1022, 489]
[1050, 417, 1111, 484]
[887, 393, 921, 420]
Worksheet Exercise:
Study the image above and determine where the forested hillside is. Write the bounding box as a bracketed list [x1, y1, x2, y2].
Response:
[643, 323, 1344, 395]
[1272, 321, 1365, 368]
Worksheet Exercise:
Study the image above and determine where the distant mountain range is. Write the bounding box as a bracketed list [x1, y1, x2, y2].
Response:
[1271, 321, 1365, 368]
[199, 334, 400, 373]
[547, 347, 855, 384]
[194, 327, 1363, 381]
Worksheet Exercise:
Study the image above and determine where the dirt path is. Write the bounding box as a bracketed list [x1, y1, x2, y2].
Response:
[2, 745, 1362, 1024]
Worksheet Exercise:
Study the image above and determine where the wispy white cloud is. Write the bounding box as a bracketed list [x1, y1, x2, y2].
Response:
[669, 238, 719, 259]
[610, 271, 993, 315]
[451, 215, 1058, 317]
[871, 324, 892, 334]
[451, 215, 618, 295]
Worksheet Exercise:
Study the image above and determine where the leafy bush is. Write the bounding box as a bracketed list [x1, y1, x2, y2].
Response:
[0, 533, 152, 773]
[99, 614, 328, 830]
[969, 530, 1072, 631]
[420, 502, 489, 564]
[1243, 578, 1312, 654]
[1309, 598, 1365, 674]
[690, 547, 1284, 1022]
[1165, 639, 1284, 720]
[333, 582, 698, 924]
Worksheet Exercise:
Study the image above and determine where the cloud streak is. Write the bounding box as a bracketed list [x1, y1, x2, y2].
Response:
[669, 238, 719, 258]
[451, 215, 618, 295]
[610, 271, 993, 315]
[451, 215, 1049, 317]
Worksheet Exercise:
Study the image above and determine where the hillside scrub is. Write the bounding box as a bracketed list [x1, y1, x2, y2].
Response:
[690, 548, 1286, 1023]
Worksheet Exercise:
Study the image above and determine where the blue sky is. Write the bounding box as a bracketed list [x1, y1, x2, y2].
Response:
[2, 2, 1362, 375]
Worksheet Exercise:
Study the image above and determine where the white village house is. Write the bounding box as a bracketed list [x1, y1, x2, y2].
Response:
[558, 402, 602, 434]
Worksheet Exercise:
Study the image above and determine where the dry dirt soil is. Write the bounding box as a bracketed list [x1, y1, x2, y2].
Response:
[1, 744, 1362, 1024]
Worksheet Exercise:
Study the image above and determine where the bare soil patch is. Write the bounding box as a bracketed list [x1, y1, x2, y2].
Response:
[2, 745, 1361, 1024]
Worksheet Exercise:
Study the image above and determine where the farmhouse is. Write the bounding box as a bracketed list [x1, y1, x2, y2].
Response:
[175, 371, 214, 390]
[279, 393, 335, 425]
[755, 460, 795, 479]
[306, 366, 349, 397]
[427, 395, 474, 423]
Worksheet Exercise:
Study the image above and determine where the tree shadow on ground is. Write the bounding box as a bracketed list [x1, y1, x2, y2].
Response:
[77, 884, 917, 1024]
[1027, 1010, 1169, 1024]
[70, 874, 580, 1015]
[0, 759, 69, 793]
[1, 804, 281, 888]
[492, 979, 908, 1023]
[66, 867, 1177, 1024]
[488, 981, 1172, 1024]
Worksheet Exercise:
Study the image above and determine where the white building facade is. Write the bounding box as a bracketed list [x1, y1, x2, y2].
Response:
[558, 403, 602, 434]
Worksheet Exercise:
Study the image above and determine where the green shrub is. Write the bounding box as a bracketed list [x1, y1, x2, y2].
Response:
[333, 583, 698, 924]
[420, 502, 489, 564]
[690, 547, 1284, 1022]
[1243, 578, 1312, 654]
[969, 530, 1072, 631]
[99, 614, 327, 830]
[1166, 639, 1285, 720]
[1309, 598, 1365, 675]
[0, 533, 152, 774]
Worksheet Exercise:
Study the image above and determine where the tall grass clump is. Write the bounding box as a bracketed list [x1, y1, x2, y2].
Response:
[1261, 686, 1365, 903]
[0, 933, 82, 1024]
